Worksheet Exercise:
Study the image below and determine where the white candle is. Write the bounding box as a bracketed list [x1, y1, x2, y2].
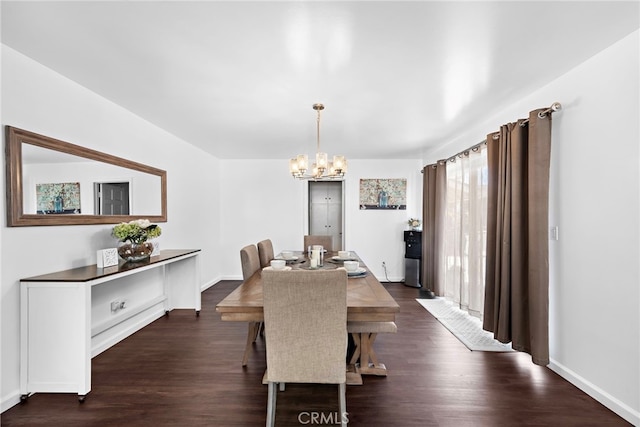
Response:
[310, 258, 318, 268]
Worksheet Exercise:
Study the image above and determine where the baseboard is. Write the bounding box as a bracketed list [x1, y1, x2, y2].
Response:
[548, 358, 639, 426]
[375, 275, 404, 283]
[201, 277, 220, 291]
[1, 390, 22, 414]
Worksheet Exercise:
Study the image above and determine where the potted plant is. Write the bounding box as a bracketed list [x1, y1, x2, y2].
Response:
[408, 218, 422, 231]
[112, 219, 162, 262]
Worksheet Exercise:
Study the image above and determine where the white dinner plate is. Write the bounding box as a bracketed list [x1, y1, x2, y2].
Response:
[276, 255, 299, 261]
[338, 267, 367, 277]
[331, 256, 357, 261]
[345, 267, 367, 276]
[263, 266, 292, 271]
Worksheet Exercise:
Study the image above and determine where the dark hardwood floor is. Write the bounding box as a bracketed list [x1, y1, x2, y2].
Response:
[2, 281, 629, 426]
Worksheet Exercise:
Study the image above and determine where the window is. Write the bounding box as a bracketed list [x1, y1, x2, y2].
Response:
[442, 147, 488, 318]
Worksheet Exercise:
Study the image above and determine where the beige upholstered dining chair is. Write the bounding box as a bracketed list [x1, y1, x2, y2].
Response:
[262, 269, 348, 427]
[257, 239, 275, 269]
[303, 234, 333, 252]
[239, 244, 262, 366]
[240, 244, 261, 280]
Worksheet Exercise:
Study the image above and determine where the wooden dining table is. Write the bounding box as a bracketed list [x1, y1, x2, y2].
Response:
[216, 251, 400, 384]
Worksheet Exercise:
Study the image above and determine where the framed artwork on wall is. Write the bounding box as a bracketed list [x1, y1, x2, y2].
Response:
[359, 178, 407, 210]
[36, 182, 81, 214]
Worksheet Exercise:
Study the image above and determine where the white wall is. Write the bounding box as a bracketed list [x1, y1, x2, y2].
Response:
[422, 31, 640, 425]
[344, 160, 423, 281]
[0, 45, 222, 412]
[220, 158, 423, 281]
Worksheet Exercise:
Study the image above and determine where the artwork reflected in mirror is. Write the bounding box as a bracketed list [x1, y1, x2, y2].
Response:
[36, 182, 81, 214]
[5, 126, 167, 226]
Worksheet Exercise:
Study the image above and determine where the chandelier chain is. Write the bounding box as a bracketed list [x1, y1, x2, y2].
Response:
[317, 107, 321, 153]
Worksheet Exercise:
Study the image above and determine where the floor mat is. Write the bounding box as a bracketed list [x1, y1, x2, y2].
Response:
[416, 298, 513, 352]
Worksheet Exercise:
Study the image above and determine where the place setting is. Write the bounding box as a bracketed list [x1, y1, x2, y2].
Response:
[339, 260, 367, 278]
[329, 250, 358, 263]
[274, 251, 302, 264]
[263, 259, 292, 271]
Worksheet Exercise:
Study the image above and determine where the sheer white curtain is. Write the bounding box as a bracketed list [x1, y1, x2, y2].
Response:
[443, 146, 488, 318]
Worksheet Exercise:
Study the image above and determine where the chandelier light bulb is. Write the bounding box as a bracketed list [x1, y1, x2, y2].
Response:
[289, 158, 299, 174]
[316, 152, 328, 170]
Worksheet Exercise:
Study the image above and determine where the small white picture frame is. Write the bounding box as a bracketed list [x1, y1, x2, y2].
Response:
[97, 248, 119, 268]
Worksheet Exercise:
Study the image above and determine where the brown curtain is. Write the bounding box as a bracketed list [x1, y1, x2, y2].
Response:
[422, 162, 447, 296]
[483, 109, 552, 366]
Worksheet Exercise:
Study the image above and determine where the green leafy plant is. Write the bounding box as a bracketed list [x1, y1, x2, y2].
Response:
[112, 219, 162, 245]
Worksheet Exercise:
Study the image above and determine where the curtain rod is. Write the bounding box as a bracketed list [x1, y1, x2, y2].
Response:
[520, 101, 562, 127]
[421, 102, 562, 172]
[421, 140, 485, 171]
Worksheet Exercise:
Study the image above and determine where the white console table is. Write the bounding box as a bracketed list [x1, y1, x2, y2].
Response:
[20, 249, 201, 402]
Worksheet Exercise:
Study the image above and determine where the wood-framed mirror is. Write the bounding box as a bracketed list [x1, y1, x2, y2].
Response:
[5, 126, 167, 226]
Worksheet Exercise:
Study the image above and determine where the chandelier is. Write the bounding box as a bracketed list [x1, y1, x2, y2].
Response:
[289, 103, 347, 180]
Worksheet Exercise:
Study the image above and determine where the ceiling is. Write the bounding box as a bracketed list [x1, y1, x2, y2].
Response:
[1, 1, 638, 161]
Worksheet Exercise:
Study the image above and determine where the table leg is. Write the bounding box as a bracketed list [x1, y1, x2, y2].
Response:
[353, 332, 388, 376]
[349, 333, 360, 365]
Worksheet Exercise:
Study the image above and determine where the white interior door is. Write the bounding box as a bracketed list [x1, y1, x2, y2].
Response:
[308, 181, 343, 251]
